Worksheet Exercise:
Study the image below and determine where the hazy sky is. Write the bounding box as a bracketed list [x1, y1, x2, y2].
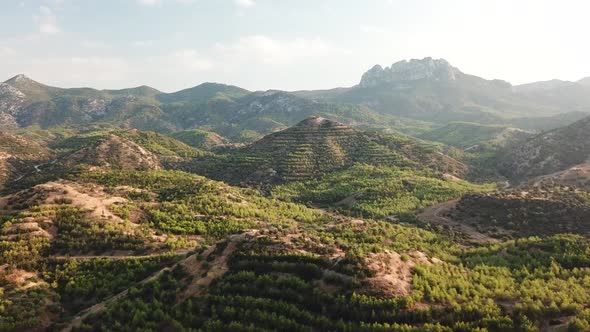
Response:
[1, 0, 589, 92]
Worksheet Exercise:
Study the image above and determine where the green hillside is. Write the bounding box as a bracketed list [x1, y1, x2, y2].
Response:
[452, 186, 590, 238]
[419, 122, 530, 149]
[170, 129, 230, 150]
[194, 117, 450, 185]
[272, 164, 494, 218]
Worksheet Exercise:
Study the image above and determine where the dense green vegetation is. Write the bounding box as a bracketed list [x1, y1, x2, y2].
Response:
[73, 234, 590, 331]
[79, 170, 326, 239]
[1, 205, 154, 260]
[273, 164, 493, 218]
[47, 255, 179, 311]
[3, 103, 590, 332]
[419, 122, 529, 150]
[170, 129, 229, 150]
[451, 186, 590, 237]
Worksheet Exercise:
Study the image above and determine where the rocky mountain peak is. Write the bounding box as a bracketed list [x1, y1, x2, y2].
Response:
[4, 74, 37, 86]
[359, 57, 460, 88]
[296, 116, 343, 128]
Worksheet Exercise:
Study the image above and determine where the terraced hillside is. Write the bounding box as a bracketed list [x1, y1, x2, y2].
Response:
[248, 117, 409, 181]
[197, 116, 466, 185]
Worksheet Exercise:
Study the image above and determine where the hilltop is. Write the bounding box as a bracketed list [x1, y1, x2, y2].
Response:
[197, 116, 466, 184]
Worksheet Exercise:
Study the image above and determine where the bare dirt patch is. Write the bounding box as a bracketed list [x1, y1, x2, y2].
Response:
[178, 231, 259, 302]
[1, 180, 128, 221]
[362, 249, 435, 297]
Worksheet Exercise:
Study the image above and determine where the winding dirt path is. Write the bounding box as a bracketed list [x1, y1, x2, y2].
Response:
[50, 248, 193, 261]
[418, 200, 499, 244]
[60, 231, 256, 332]
[60, 261, 176, 332]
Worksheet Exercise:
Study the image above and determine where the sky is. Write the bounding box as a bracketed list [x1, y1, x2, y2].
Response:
[0, 0, 589, 92]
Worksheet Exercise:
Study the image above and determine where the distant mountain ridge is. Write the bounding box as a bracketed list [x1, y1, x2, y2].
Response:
[500, 115, 590, 181]
[2, 58, 590, 138]
[513, 76, 590, 112]
[359, 57, 460, 87]
[304, 57, 581, 125]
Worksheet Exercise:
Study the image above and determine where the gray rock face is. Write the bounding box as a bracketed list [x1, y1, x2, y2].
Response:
[359, 57, 460, 88]
[81, 99, 108, 117]
[0, 83, 26, 128]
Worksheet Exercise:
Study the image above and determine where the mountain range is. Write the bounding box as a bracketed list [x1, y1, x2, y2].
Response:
[2, 57, 590, 141]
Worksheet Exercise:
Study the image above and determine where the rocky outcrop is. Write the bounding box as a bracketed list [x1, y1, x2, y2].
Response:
[359, 57, 460, 88]
[0, 83, 26, 128]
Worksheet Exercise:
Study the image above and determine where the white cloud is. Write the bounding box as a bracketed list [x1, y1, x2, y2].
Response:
[34, 6, 60, 35]
[214, 35, 344, 66]
[137, 0, 160, 6]
[360, 25, 386, 34]
[234, 0, 255, 8]
[25, 56, 130, 85]
[133, 40, 154, 47]
[1, 35, 348, 91]
[136, 0, 196, 6]
[170, 49, 214, 71]
[0, 46, 17, 56]
[81, 40, 110, 49]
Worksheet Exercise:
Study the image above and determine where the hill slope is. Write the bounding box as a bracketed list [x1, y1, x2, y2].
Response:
[514, 78, 590, 112]
[419, 122, 531, 149]
[500, 115, 590, 181]
[197, 116, 467, 184]
[451, 186, 590, 237]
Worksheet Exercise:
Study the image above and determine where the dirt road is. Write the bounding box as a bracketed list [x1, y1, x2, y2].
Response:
[51, 248, 193, 261]
[418, 200, 499, 244]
